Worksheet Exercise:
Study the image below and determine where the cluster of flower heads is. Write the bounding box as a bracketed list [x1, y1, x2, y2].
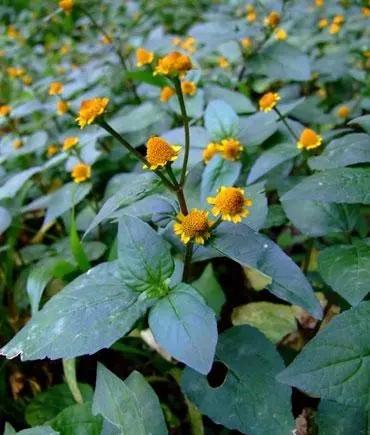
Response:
[203, 139, 244, 163]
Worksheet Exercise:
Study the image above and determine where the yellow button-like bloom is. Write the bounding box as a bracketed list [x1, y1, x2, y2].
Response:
[173, 209, 213, 245]
[218, 56, 230, 69]
[315, 0, 324, 7]
[63, 136, 79, 151]
[48, 82, 63, 96]
[181, 80, 197, 96]
[7, 67, 25, 78]
[101, 35, 112, 45]
[264, 11, 280, 27]
[318, 18, 328, 29]
[363, 7, 370, 17]
[154, 51, 192, 76]
[136, 48, 154, 67]
[47, 144, 59, 158]
[333, 15, 344, 25]
[337, 105, 350, 119]
[59, 0, 73, 12]
[57, 100, 69, 115]
[297, 128, 322, 150]
[7, 25, 20, 39]
[329, 23, 341, 34]
[274, 28, 287, 41]
[12, 139, 23, 150]
[0, 105, 11, 117]
[203, 142, 220, 164]
[144, 136, 181, 170]
[71, 163, 91, 183]
[259, 92, 280, 112]
[22, 75, 32, 86]
[241, 37, 252, 49]
[160, 86, 175, 102]
[207, 186, 252, 223]
[76, 97, 109, 128]
[219, 138, 243, 161]
[181, 36, 197, 54]
[246, 10, 257, 22]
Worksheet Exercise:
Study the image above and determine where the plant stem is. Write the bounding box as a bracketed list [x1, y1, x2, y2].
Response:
[183, 242, 193, 282]
[98, 120, 175, 191]
[274, 107, 299, 142]
[173, 77, 190, 186]
[166, 166, 189, 215]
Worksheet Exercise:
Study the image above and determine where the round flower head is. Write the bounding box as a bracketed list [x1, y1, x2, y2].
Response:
[363, 7, 370, 17]
[59, 0, 73, 12]
[297, 128, 322, 150]
[71, 163, 91, 183]
[57, 100, 69, 115]
[259, 92, 280, 112]
[274, 28, 287, 41]
[318, 18, 328, 29]
[203, 142, 220, 164]
[219, 138, 243, 161]
[337, 105, 350, 119]
[22, 75, 32, 86]
[246, 10, 257, 22]
[207, 186, 252, 223]
[180, 37, 197, 54]
[173, 209, 213, 245]
[241, 37, 252, 49]
[101, 35, 112, 45]
[76, 97, 109, 128]
[0, 105, 11, 117]
[7, 67, 24, 78]
[145, 136, 181, 170]
[333, 15, 344, 25]
[12, 139, 23, 150]
[136, 48, 154, 67]
[218, 56, 230, 69]
[63, 136, 79, 151]
[47, 144, 59, 158]
[154, 51, 192, 76]
[160, 86, 175, 103]
[329, 23, 340, 34]
[172, 36, 181, 46]
[264, 11, 280, 27]
[181, 80, 197, 96]
[315, 0, 324, 6]
[49, 82, 63, 96]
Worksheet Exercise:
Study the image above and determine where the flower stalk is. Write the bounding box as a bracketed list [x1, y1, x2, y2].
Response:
[273, 107, 299, 141]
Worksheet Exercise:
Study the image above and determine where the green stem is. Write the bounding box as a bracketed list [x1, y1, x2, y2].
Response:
[274, 107, 299, 142]
[183, 242, 193, 282]
[173, 77, 190, 186]
[166, 166, 189, 215]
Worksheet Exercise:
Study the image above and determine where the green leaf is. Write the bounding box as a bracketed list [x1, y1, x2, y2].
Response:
[204, 85, 255, 113]
[244, 182, 268, 231]
[249, 42, 311, 81]
[277, 301, 370, 409]
[125, 70, 167, 87]
[201, 155, 241, 202]
[3, 423, 16, 435]
[70, 210, 90, 272]
[204, 100, 239, 141]
[309, 133, 370, 170]
[231, 302, 297, 344]
[239, 111, 279, 147]
[0, 206, 11, 235]
[92, 364, 167, 434]
[192, 264, 225, 316]
[281, 168, 370, 204]
[181, 326, 294, 434]
[0, 167, 41, 200]
[50, 402, 102, 435]
[17, 428, 58, 435]
[211, 223, 323, 319]
[349, 115, 370, 134]
[25, 383, 93, 426]
[118, 215, 174, 294]
[318, 241, 370, 306]
[1, 262, 152, 360]
[149, 283, 218, 374]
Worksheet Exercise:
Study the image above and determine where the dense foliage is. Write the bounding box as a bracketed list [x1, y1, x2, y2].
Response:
[0, 0, 369, 433]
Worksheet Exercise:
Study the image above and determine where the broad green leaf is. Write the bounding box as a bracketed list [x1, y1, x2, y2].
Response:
[17, 428, 57, 435]
[0, 167, 41, 200]
[118, 215, 174, 294]
[192, 264, 225, 316]
[349, 115, 370, 134]
[0, 206, 11, 235]
[125, 70, 167, 87]
[92, 364, 167, 434]
[277, 301, 370, 409]
[281, 168, 370, 204]
[244, 266, 272, 291]
[204, 100, 239, 141]
[309, 133, 370, 170]
[249, 42, 310, 81]
[149, 283, 217, 374]
[169, 89, 205, 119]
[204, 85, 255, 113]
[316, 400, 370, 435]
[231, 302, 297, 344]
[50, 402, 102, 435]
[211, 223, 323, 319]
[238, 111, 279, 147]
[318, 242, 370, 306]
[181, 326, 294, 435]
[70, 210, 90, 272]
[1, 262, 152, 360]
[201, 155, 241, 202]
[3, 423, 16, 435]
[244, 182, 268, 231]
[25, 383, 93, 426]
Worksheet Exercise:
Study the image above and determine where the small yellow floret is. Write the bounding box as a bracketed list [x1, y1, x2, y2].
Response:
[297, 128, 322, 150]
[259, 92, 280, 112]
[207, 186, 252, 223]
[71, 163, 91, 183]
[173, 209, 213, 245]
[144, 136, 181, 170]
[76, 97, 109, 128]
[136, 48, 154, 67]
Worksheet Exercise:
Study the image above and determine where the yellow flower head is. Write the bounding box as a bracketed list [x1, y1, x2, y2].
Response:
[0, 105, 11, 117]
[246, 10, 257, 22]
[259, 92, 280, 112]
[219, 138, 243, 161]
[60, 44, 71, 55]
[333, 15, 344, 25]
[63, 136, 79, 151]
[145, 136, 181, 170]
[136, 47, 154, 67]
[274, 28, 287, 41]
[160, 86, 175, 103]
[315, 0, 324, 6]
[203, 142, 220, 164]
[57, 100, 69, 115]
[181, 36, 197, 54]
[337, 105, 350, 119]
[329, 23, 341, 34]
[362, 7, 370, 17]
[76, 97, 109, 128]
[47, 144, 59, 158]
[173, 209, 213, 245]
[12, 139, 23, 150]
[318, 18, 328, 29]
[22, 75, 32, 86]
[207, 186, 252, 223]
[297, 128, 322, 150]
[7, 67, 25, 78]
[172, 36, 181, 46]
[218, 56, 230, 69]
[241, 37, 252, 49]
[48, 82, 63, 96]
[264, 11, 280, 27]
[181, 80, 197, 96]
[59, 0, 73, 12]
[154, 51, 192, 76]
[7, 25, 20, 39]
[71, 163, 91, 183]
[101, 35, 112, 45]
